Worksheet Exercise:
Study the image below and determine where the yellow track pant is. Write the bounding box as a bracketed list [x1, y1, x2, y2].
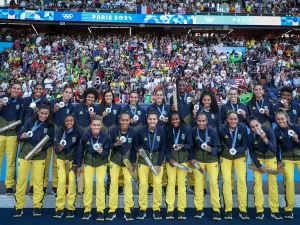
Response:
[253, 158, 279, 213]
[194, 162, 220, 212]
[148, 161, 167, 188]
[15, 158, 45, 209]
[138, 164, 163, 211]
[44, 147, 57, 188]
[55, 159, 76, 211]
[0, 135, 18, 189]
[282, 160, 300, 212]
[108, 162, 133, 213]
[83, 164, 107, 213]
[166, 163, 188, 212]
[221, 157, 247, 212]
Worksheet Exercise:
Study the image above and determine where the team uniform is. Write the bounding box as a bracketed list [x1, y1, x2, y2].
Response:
[14, 117, 54, 216]
[136, 125, 167, 220]
[247, 99, 274, 128]
[220, 102, 249, 124]
[218, 123, 249, 219]
[121, 104, 146, 131]
[166, 124, 193, 219]
[73, 103, 100, 133]
[170, 92, 193, 126]
[54, 128, 80, 219]
[273, 102, 300, 125]
[77, 131, 110, 221]
[248, 127, 280, 218]
[147, 103, 170, 128]
[191, 126, 221, 219]
[274, 124, 300, 219]
[107, 126, 137, 220]
[0, 95, 23, 193]
[19, 96, 49, 123]
[195, 108, 222, 130]
[101, 103, 121, 133]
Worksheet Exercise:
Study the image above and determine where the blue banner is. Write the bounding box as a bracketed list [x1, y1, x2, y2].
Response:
[0, 9, 299, 26]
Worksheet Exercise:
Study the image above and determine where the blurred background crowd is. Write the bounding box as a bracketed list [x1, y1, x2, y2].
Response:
[0, 25, 300, 106]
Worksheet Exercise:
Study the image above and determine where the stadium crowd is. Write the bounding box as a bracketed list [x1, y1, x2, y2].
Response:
[3, 0, 300, 15]
[0, 27, 300, 104]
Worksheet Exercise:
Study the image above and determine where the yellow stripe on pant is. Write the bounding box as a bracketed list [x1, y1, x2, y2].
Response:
[83, 164, 107, 213]
[166, 163, 188, 213]
[108, 162, 134, 213]
[194, 162, 220, 212]
[0, 135, 18, 188]
[138, 164, 163, 211]
[253, 157, 279, 213]
[55, 159, 77, 211]
[282, 160, 300, 212]
[221, 157, 247, 213]
[15, 158, 45, 209]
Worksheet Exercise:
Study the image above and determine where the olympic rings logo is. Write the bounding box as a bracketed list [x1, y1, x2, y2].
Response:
[204, 17, 215, 23]
[62, 14, 73, 19]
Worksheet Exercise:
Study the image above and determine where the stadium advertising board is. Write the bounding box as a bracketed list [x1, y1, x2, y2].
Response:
[0, 9, 299, 26]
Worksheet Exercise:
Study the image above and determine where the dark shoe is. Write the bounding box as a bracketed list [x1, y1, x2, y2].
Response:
[53, 210, 64, 219]
[284, 211, 293, 219]
[66, 210, 74, 219]
[27, 186, 33, 195]
[14, 209, 23, 218]
[118, 186, 124, 195]
[166, 211, 174, 220]
[82, 212, 92, 220]
[194, 210, 204, 219]
[224, 211, 232, 220]
[136, 210, 146, 220]
[178, 211, 186, 220]
[189, 186, 194, 193]
[239, 212, 249, 220]
[271, 212, 282, 220]
[256, 212, 264, 220]
[51, 187, 57, 196]
[148, 186, 153, 194]
[96, 212, 104, 221]
[124, 212, 133, 221]
[6, 188, 14, 196]
[106, 212, 116, 221]
[153, 210, 162, 220]
[33, 208, 41, 217]
[213, 211, 221, 221]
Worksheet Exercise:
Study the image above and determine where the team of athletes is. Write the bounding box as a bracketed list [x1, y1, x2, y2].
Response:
[0, 78, 299, 221]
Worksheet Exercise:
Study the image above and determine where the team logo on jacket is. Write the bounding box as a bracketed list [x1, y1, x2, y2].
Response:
[137, 111, 141, 115]
[254, 141, 258, 144]
[72, 137, 76, 143]
[16, 105, 20, 110]
[252, 107, 256, 110]
[80, 111, 83, 114]
[87, 141, 90, 145]
[44, 128, 48, 133]
[156, 136, 160, 142]
[128, 138, 132, 144]
[238, 134, 241, 139]
[293, 110, 296, 115]
[113, 110, 117, 114]
[225, 135, 228, 139]
[181, 134, 185, 140]
[211, 114, 215, 119]
[279, 136, 283, 140]
[66, 109, 70, 114]
[144, 137, 148, 141]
